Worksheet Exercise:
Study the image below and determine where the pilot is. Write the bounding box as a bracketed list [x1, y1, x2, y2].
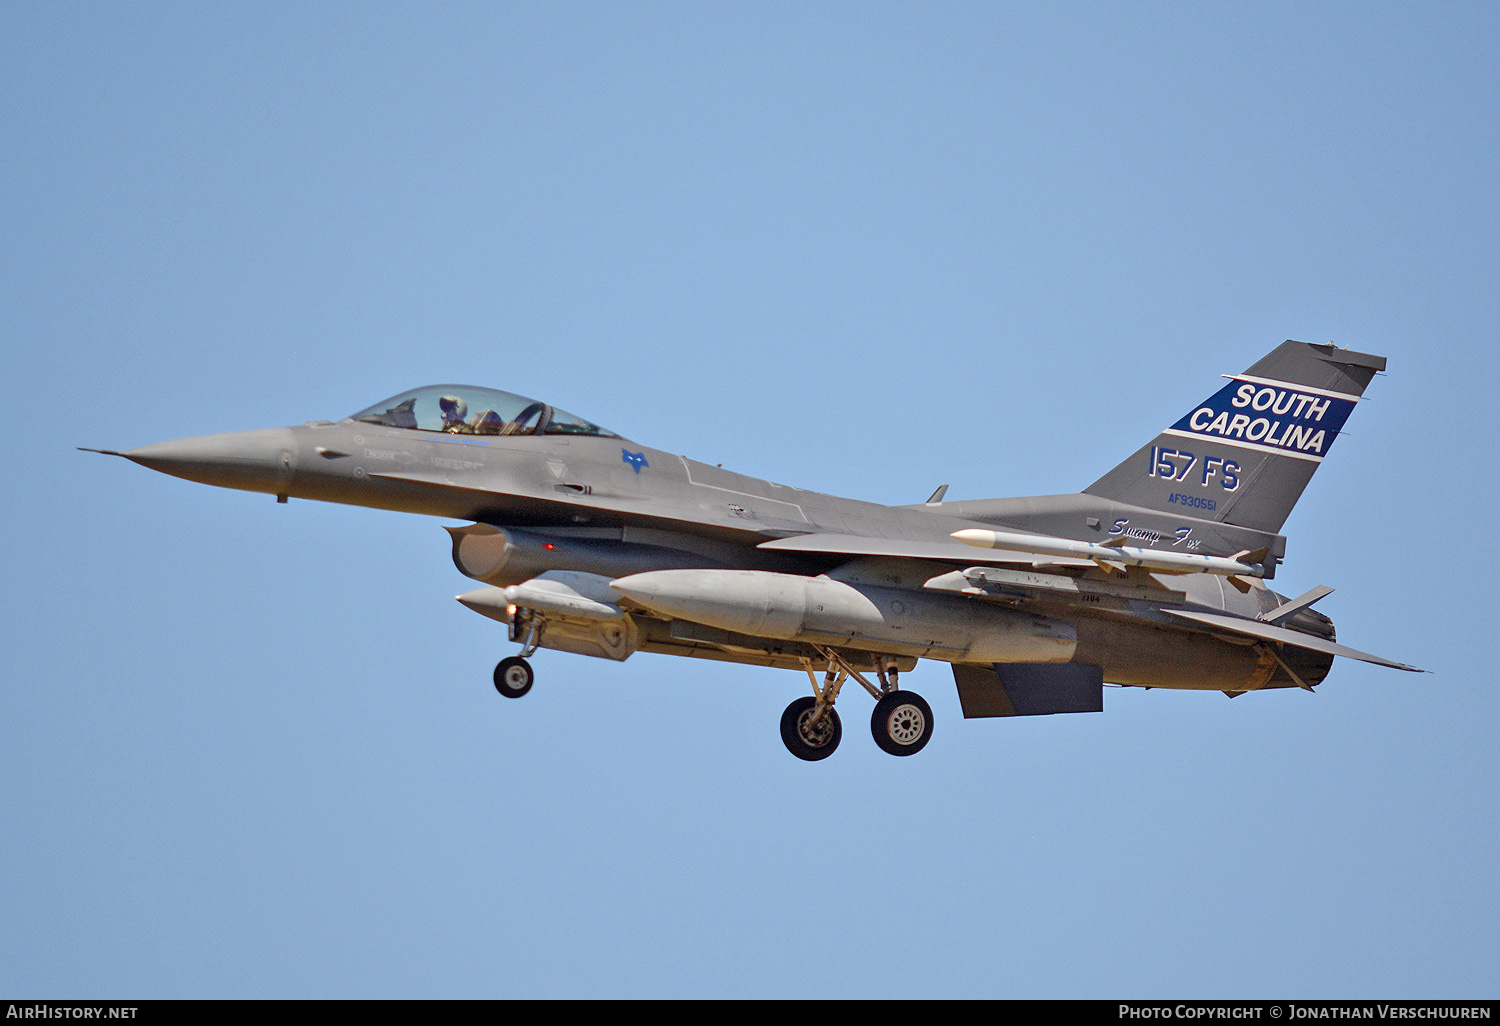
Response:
[470, 409, 506, 435]
[439, 394, 469, 433]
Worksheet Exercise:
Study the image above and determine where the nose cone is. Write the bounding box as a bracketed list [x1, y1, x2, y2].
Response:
[123, 427, 299, 493]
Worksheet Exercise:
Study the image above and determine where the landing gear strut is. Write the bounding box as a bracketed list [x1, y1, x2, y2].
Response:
[780, 696, 842, 761]
[493, 611, 543, 698]
[780, 656, 847, 760]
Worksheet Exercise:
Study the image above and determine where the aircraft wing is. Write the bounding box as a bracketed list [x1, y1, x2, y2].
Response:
[1164, 609, 1424, 672]
[755, 532, 1096, 569]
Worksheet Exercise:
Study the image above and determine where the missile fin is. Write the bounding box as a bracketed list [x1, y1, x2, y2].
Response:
[1260, 585, 1335, 624]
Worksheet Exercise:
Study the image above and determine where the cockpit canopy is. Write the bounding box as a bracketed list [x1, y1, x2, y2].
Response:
[351, 385, 618, 438]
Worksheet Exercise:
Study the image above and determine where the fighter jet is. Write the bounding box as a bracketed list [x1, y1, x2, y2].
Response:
[87, 340, 1422, 760]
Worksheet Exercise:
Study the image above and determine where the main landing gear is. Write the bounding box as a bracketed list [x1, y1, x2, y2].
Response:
[780, 696, 842, 761]
[870, 690, 934, 757]
[780, 647, 934, 761]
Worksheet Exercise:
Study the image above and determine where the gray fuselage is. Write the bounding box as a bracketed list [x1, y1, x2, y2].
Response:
[118, 413, 1332, 695]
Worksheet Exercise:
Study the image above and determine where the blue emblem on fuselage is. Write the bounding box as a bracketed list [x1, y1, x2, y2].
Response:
[622, 449, 649, 473]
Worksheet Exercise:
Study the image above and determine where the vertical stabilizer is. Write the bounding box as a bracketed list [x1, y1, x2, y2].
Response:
[1083, 341, 1386, 534]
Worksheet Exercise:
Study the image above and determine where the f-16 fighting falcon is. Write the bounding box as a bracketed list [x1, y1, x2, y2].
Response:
[87, 340, 1422, 761]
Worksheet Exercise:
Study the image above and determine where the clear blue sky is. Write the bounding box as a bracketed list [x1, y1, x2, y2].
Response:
[3, 2, 1495, 998]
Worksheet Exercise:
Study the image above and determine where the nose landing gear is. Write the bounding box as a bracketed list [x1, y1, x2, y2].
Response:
[493, 656, 534, 698]
[492, 612, 543, 698]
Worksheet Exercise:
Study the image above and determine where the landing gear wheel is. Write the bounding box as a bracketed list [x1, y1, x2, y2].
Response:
[871, 690, 933, 756]
[780, 696, 842, 761]
[493, 656, 534, 698]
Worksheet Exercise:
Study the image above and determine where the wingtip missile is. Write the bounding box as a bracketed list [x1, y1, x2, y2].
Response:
[953, 527, 1269, 581]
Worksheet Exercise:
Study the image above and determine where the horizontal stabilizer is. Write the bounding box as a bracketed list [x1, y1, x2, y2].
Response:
[952, 663, 1104, 718]
[1164, 609, 1424, 672]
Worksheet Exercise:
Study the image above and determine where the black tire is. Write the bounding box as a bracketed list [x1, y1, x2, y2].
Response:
[493, 656, 534, 698]
[779, 696, 842, 761]
[871, 690, 933, 756]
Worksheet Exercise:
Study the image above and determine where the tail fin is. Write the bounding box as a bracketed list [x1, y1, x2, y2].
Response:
[1084, 341, 1386, 534]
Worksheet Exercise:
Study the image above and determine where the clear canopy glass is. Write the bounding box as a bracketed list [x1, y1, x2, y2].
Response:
[351, 385, 617, 438]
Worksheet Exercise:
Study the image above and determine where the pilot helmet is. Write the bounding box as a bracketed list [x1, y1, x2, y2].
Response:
[438, 394, 468, 423]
